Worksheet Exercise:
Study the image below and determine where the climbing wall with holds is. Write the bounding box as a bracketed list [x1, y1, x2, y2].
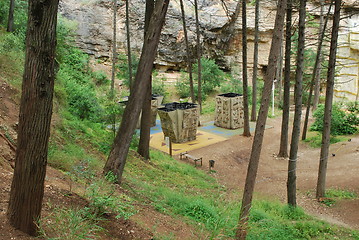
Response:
[214, 93, 244, 129]
[158, 102, 199, 143]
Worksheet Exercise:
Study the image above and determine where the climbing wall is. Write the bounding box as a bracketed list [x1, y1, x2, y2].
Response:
[158, 102, 199, 143]
[214, 93, 244, 129]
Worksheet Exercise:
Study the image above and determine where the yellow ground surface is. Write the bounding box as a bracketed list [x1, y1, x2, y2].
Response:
[150, 130, 227, 155]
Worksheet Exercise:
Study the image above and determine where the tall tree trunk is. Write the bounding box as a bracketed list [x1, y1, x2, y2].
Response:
[302, 2, 332, 140]
[7, 0, 15, 32]
[316, 0, 341, 199]
[242, 0, 251, 137]
[111, 0, 117, 92]
[126, 0, 133, 90]
[312, 0, 325, 111]
[179, 0, 195, 103]
[194, 0, 202, 112]
[7, 0, 59, 235]
[137, 0, 155, 160]
[277, 0, 292, 158]
[287, 0, 306, 207]
[110, 0, 118, 137]
[251, 0, 260, 122]
[236, 0, 287, 238]
[104, 0, 169, 182]
[276, 35, 284, 104]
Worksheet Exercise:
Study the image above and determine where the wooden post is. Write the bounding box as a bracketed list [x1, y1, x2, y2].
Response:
[169, 139, 172, 157]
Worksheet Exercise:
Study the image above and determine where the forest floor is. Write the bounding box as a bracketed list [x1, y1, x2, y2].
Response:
[1, 76, 359, 239]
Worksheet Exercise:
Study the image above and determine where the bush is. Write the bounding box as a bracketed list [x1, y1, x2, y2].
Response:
[116, 53, 139, 88]
[176, 58, 226, 100]
[347, 101, 359, 113]
[152, 72, 167, 100]
[219, 74, 242, 94]
[93, 71, 109, 86]
[310, 104, 359, 135]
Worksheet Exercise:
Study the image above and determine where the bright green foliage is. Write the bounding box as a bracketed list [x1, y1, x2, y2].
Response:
[326, 188, 357, 200]
[318, 188, 357, 207]
[152, 71, 167, 99]
[0, 0, 27, 33]
[310, 104, 359, 135]
[116, 53, 139, 87]
[219, 74, 243, 94]
[86, 180, 137, 219]
[346, 101, 359, 113]
[201, 98, 216, 115]
[303, 132, 346, 148]
[176, 58, 226, 100]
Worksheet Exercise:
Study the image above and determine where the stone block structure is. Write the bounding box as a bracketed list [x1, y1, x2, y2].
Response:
[214, 93, 244, 129]
[158, 102, 198, 143]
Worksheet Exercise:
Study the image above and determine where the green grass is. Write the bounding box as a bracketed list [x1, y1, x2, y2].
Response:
[303, 132, 349, 148]
[38, 205, 105, 240]
[123, 150, 359, 239]
[326, 188, 357, 200]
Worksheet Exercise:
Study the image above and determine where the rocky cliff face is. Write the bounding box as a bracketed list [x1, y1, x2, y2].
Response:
[58, 0, 279, 70]
[59, 0, 359, 100]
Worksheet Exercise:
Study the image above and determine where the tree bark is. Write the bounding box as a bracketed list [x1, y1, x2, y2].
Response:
[250, 0, 260, 122]
[137, 0, 155, 160]
[179, 0, 195, 103]
[126, 0, 133, 91]
[276, 35, 284, 104]
[110, 0, 118, 136]
[7, 0, 15, 32]
[236, 0, 287, 238]
[7, 0, 59, 235]
[111, 0, 117, 92]
[277, 0, 292, 158]
[312, 0, 325, 111]
[194, 0, 202, 112]
[242, 0, 251, 137]
[104, 0, 169, 182]
[287, 0, 306, 207]
[316, 0, 341, 199]
[302, 1, 332, 140]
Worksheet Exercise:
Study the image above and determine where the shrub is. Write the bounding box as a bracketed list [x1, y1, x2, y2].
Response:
[116, 53, 139, 88]
[310, 104, 359, 135]
[347, 101, 359, 113]
[93, 71, 109, 86]
[152, 72, 167, 100]
[219, 74, 242, 94]
[176, 58, 226, 100]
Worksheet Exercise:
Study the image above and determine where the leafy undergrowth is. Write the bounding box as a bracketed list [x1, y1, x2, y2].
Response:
[318, 188, 358, 207]
[303, 131, 350, 148]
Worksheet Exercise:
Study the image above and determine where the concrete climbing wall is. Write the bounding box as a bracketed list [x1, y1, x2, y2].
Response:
[158, 102, 198, 143]
[214, 93, 244, 129]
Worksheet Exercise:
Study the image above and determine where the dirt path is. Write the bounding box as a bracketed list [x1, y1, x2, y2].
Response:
[186, 116, 359, 230]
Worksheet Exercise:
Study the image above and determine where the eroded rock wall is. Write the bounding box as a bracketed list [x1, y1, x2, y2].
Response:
[59, 0, 359, 100]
